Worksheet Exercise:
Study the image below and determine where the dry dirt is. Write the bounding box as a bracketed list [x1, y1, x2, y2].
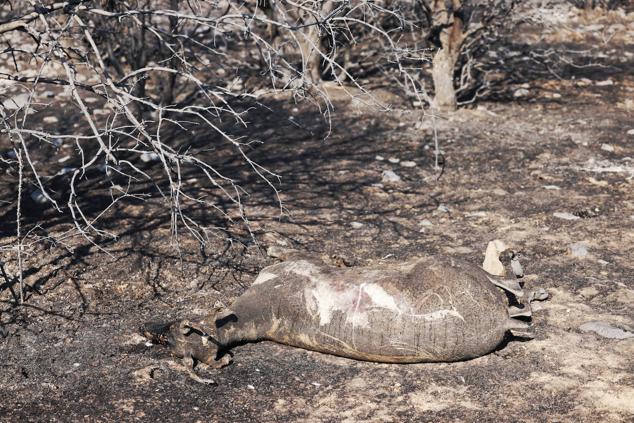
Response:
[1, 6, 634, 423]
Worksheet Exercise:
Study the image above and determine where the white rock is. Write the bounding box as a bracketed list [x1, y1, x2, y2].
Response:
[513, 88, 530, 98]
[601, 144, 615, 152]
[381, 170, 401, 183]
[350, 222, 364, 229]
[482, 240, 508, 276]
[436, 205, 450, 213]
[627, 129, 634, 136]
[553, 212, 580, 221]
[56, 166, 76, 176]
[400, 161, 417, 168]
[465, 211, 487, 218]
[543, 185, 561, 190]
[579, 321, 634, 339]
[419, 219, 433, 227]
[567, 242, 589, 258]
[30, 190, 48, 205]
[595, 79, 614, 86]
[140, 152, 160, 163]
[2, 93, 30, 110]
[551, 93, 562, 99]
[375, 155, 384, 161]
[43, 116, 59, 124]
[388, 157, 400, 164]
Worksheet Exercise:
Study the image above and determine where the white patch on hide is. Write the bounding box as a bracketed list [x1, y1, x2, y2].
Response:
[411, 309, 465, 322]
[284, 260, 320, 279]
[361, 283, 400, 313]
[305, 282, 356, 326]
[252, 271, 278, 285]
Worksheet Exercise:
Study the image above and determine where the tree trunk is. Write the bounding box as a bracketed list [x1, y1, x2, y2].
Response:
[428, 0, 465, 112]
[431, 47, 458, 112]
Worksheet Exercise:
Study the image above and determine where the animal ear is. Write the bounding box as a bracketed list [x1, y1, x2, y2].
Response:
[214, 308, 238, 328]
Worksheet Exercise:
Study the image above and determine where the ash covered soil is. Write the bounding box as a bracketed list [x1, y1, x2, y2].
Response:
[1, 7, 634, 423]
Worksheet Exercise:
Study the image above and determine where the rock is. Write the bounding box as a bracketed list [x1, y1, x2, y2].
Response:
[375, 155, 384, 161]
[576, 78, 592, 87]
[513, 88, 530, 98]
[43, 116, 59, 124]
[543, 185, 561, 190]
[627, 129, 634, 136]
[2, 93, 30, 110]
[551, 93, 562, 99]
[482, 240, 508, 276]
[400, 161, 417, 168]
[553, 212, 580, 221]
[140, 152, 160, 163]
[56, 166, 76, 176]
[388, 157, 400, 164]
[436, 205, 450, 213]
[595, 79, 614, 86]
[30, 189, 48, 205]
[419, 219, 433, 227]
[567, 242, 589, 258]
[465, 211, 487, 218]
[601, 144, 615, 152]
[350, 222, 364, 229]
[579, 321, 634, 340]
[381, 170, 401, 183]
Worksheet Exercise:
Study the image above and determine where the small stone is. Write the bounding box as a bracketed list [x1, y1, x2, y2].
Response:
[2, 93, 30, 110]
[400, 161, 417, 168]
[567, 242, 589, 258]
[375, 155, 384, 161]
[553, 212, 580, 221]
[576, 78, 592, 87]
[543, 185, 561, 190]
[388, 157, 400, 164]
[247, 384, 255, 390]
[56, 166, 76, 176]
[551, 93, 562, 99]
[595, 79, 614, 86]
[513, 88, 530, 98]
[579, 321, 634, 339]
[30, 190, 48, 205]
[43, 116, 59, 124]
[465, 211, 487, 218]
[601, 144, 614, 152]
[436, 205, 450, 213]
[350, 222, 364, 229]
[140, 152, 160, 163]
[627, 129, 634, 136]
[420, 219, 433, 227]
[492, 188, 508, 196]
[381, 170, 401, 183]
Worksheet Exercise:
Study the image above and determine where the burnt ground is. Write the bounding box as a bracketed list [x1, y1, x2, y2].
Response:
[1, 7, 634, 423]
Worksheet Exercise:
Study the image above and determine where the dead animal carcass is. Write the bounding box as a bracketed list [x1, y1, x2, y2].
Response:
[143, 255, 545, 372]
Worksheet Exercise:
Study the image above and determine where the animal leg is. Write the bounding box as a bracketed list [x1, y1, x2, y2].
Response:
[181, 355, 217, 385]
